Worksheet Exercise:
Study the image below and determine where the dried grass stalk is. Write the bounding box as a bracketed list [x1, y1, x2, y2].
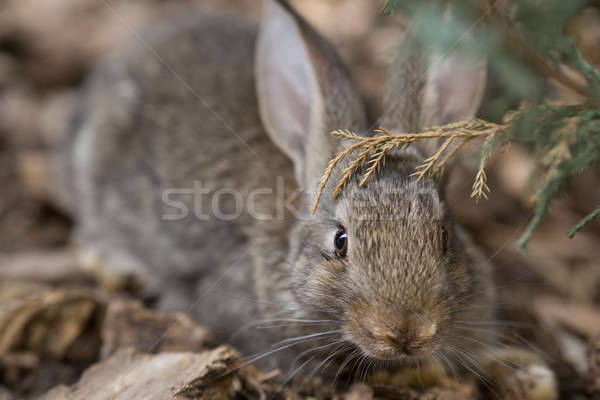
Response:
[311, 118, 508, 214]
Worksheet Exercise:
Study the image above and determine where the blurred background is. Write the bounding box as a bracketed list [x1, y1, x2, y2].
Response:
[0, 0, 599, 399]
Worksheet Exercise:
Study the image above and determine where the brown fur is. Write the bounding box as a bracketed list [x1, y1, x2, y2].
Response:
[66, 1, 555, 392]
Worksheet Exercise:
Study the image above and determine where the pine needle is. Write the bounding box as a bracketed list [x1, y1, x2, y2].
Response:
[333, 147, 372, 197]
[567, 205, 600, 238]
[359, 144, 389, 187]
[471, 166, 490, 200]
[470, 133, 498, 201]
[410, 136, 454, 181]
[311, 140, 369, 214]
[311, 118, 508, 213]
[436, 137, 474, 174]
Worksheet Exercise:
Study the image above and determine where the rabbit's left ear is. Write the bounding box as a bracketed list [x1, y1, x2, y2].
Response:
[381, 28, 487, 134]
[420, 54, 487, 128]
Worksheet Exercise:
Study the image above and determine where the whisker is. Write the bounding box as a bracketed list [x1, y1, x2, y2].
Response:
[332, 347, 361, 388]
[351, 352, 369, 385]
[448, 302, 514, 315]
[451, 320, 531, 328]
[255, 320, 337, 330]
[449, 325, 522, 344]
[229, 314, 296, 340]
[444, 344, 489, 384]
[356, 353, 371, 383]
[456, 336, 521, 373]
[287, 339, 346, 373]
[455, 274, 549, 308]
[305, 343, 352, 380]
[500, 332, 551, 361]
[218, 331, 342, 379]
[272, 340, 348, 396]
[217, 293, 300, 310]
[366, 357, 379, 383]
[281, 355, 316, 387]
[436, 349, 458, 379]
[449, 346, 505, 400]
[448, 325, 551, 361]
[270, 330, 344, 348]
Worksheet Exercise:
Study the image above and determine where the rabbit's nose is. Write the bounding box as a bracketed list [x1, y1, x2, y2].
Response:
[382, 332, 411, 354]
[374, 321, 438, 356]
[346, 298, 441, 359]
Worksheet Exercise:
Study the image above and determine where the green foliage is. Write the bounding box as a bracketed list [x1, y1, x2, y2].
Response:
[384, 0, 600, 247]
[568, 205, 600, 237]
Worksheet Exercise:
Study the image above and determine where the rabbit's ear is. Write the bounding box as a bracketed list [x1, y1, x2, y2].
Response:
[255, 0, 324, 186]
[420, 54, 487, 128]
[381, 30, 486, 133]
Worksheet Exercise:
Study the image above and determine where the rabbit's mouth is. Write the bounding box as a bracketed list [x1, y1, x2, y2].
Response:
[342, 299, 443, 361]
[344, 325, 440, 362]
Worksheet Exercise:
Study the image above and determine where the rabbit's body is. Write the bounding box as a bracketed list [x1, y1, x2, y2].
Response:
[71, 14, 299, 355]
[70, 3, 491, 372]
[68, 1, 557, 393]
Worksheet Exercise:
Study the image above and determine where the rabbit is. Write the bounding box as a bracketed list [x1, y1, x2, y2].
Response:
[67, 0, 557, 394]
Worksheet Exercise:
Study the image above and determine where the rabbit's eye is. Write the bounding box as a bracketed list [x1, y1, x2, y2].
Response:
[441, 226, 449, 253]
[334, 227, 348, 257]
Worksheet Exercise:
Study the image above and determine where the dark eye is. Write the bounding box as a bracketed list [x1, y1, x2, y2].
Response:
[334, 227, 348, 257]
[441, 226, 449, 253]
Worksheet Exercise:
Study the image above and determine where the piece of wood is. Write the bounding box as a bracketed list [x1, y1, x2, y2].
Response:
[42, 346, 247, 400]
[0, 282, 101, 361]
[0, 250, 90, 285]
[100, 299, 214, 358]
[588, 335, 600, 397]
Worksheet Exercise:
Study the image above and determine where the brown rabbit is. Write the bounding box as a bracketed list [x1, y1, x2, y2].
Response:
[67, 0, 557, 395]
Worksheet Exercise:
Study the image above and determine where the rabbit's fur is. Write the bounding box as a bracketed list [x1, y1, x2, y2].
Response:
[68, 0, 555, 390]
[71, 13, 301, 355]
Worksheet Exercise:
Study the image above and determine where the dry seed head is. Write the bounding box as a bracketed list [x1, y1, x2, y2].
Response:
[311, 119, 509, 213]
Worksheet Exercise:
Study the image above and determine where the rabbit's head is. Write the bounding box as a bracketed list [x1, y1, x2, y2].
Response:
[256, 0, 489, 362]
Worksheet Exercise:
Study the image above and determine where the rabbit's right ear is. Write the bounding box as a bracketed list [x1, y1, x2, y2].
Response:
[255, 0, 324, 186]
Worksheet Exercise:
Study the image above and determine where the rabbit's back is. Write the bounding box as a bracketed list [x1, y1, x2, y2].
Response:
[70, 13, 296, 335]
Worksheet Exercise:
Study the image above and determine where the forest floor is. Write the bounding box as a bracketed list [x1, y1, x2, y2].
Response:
[0, 1, 599, 399]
